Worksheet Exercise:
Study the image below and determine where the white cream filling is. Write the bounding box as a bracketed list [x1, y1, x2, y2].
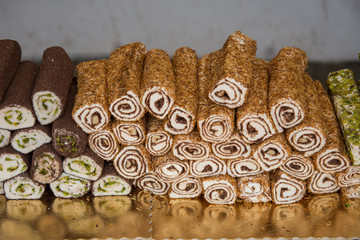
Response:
[63, 156, 102, 181]
[209, 78, 247, 108]
[173, 141, 209, 160]
[227, 158, 263, 177]
[32, 91, 62, 125]
[288, 127, 325, 156]
[316, 149, 349, 173]
[146, 133, 172, 156]
[0, 106, 35, 130]
[4, 176, 44, 200]
[0, 154, 27, 181]
[242, 182, 263, 196]
[0, 129, 11, 148]
[271, 100, 304, 132]
[255, 143, 287, 171]
[114, 146, 148, 179]
[239, 114, 275, 143]
[113, 124, 143, 145]
[110, 91, 145, 121]
[156, 162, 189, 183]
[11, 129, 51, 154]
[89, 130, 118, 160]
[190, 157, 227, 177]
[73, 104, 109, 134]
[136, 172, 170, 195]
[166, 107, 192, 132]
[92, 176, 131, 196]
[49, 173, 91, 198]
[169, 176, 202, 199]
[212, 138, 251, 159]
[203, 180, 236, 204]
[309, 172, 339, 193]
[142, 87, 173, 119]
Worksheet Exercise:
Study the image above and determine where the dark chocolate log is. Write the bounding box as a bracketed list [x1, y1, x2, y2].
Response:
[280, 153, 314, 180]
[0, 146, 30, 181]
[169, 175, 202, 199]
[271, 170, 306, 204]
[112, 117, 146, 146]
[189, 154, 227, 178]
[32, 46, 74, 125]
[153, 152, 190, 183]
[308, 171, 340, 194]
[0, 129, 11, 148]
[0, 39, 21, 101]
[202, 175, 238, 204]
[136, 171, 170, 195]
[52, 82, 87, 158]
[30, 143, 63, 184]
[0, 61, 39, 130]
[49, 172, 92, 198]
[146, 115, 173, 156]
[238, 172, 272, 203]
[4, 172, 45, 199]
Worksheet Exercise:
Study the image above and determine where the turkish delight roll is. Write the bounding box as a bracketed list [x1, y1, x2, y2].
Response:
[337, 166, 360, 187]
[238, 173, 272, 203]
[153, 152, 189, 183]
[112, 118, 146, 146]
[0, 129, 11, 148]
[4, 172, 45, 200]
[73, 60, 109, 133]
[227, 156, 264, 177]
[63, 147, 104, 181]
[92, 162, 132, 196]
[269, 47, 308, 132]
[280, 153, 314, 180]
[49, 172, 92, 198]
[0, 61, 38, 130]
[32, 46, 74, 125]
[30, 144, 62, 184]
[202, 175, 237, 205]
[169, 175, 202, 199]
[88, 126, 119, 161]
[308, 171, 340, 194]
[189, 154, 227, 178]
[211, 132, 251, 159]
[209, 31, 256, 108]
[136, 171, 170, 195]
[0, 182, 3, 194]
[341, 185, 360, 199]
[108, 42, 146, 121]
[0, 146, 29, 181]
[271, 170, 306, 204]
[10, 124, 51, 154]
[146, 115, 173, 156]
[141, 49, 175, 119]
[164, 47, 198, 135]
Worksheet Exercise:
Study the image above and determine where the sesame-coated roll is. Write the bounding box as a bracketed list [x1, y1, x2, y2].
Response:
[88, 126, 119, 161]
[189, 154, 227, 178]
[146, 115, 173, 156]
[112, 118, 146, 146]
[341, 185, 360, 199]
[280, 153, 314, 180]
[337, 166, 360, 187]
[49, 172, 92, 198]
[153, 152, 189, 183]
[136, 171, 170, 195]
[271, 170, 306, 204]
[238, 173, 272, 203]
[211, 132, 251, 160]
[308, 171, 340, 194]
[169, 175, 202, 199]
[227, 156, 264, 178]
[4, 172, 45, 200]
[202, 175, 237, 205]
[0, 129, 11, 148]
[0, 146, 29, 182]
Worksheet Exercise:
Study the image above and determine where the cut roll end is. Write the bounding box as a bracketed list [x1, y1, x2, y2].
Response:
[271, 171, 306, 204]
[198, 115, 233, 143]
[238, 173, 272, 203]
[169, 175, 202, 199]
[109, 91, 145, 121]
[92, 175, 132, 196]
[227, 157, 263, 177]
[146, 132, 172, 156]
[0, 106, 35, 130]
[202, 177, 237, 205]
[136, 172, 170, 195]
[165, 107, 195, 135]
[49, 173, 92, 198]
[189, 156, 226, 178]
[73, 104, 109, 134]
[238, 114, 276, 144]
[0, 129, 11, 148]
[4, 175, 45, 200]
[113, 122, 145, 146]
[31, 151, 62, 184]
[88, 129, 119, 161]
[211, 135, 251, 159]
[0, 152, 28, 182]
[209, 78, 248, 108]
[280, 154, 314, 180]
[142, 87, 173, 119]
[287, 127, 326, 156]
[32, 91, 62, 125]
[63, 155, 103, 181]
[315, 149, 350, 173]
[308, 171, 340, 194]
[271, 100, 305, 132]
[11, 129, 51, 154]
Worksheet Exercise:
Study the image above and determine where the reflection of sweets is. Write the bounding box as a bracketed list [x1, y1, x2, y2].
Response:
[67, 215, 105, 237]
[0, 182, 4, 194]
[93, 195, 132, 219]
[307, 193, 340, 219]
[36, 214, 67, 240]
[6, 200, 46, 222]
[0, 146, 30, 182]
[52, 198, 92, 221]
[0, 219, 44, 240]
[0, 129, 11, 149]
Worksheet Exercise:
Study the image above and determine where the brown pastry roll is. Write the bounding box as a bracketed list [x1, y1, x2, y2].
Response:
[88, 126, 119, 161]
[189, 154, 227, 178]
[337, 166, 360, 187]
[136, 171, 170, 195]
[280, 153, 314, 180]
[168, 175, 202, 199]
[227, 156, 264, 177]
[153, 152, 189, 183]
[112, 118, 146, 146]
[211, 132, 251, 159]
[308, 171, 340, 194]
[271, 170, 306, 204]
[146, 115, 173, 156]
[341, 185, 360, 199]
[238, 173, 272, 203]
[202, 175, 237, 205]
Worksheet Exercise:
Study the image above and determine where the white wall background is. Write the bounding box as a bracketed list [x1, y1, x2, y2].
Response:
[0, 0, 359, 62]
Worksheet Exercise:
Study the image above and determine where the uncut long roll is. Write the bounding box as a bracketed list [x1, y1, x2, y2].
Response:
[197, 51, 235, 143]
[88, 126, 119, 161]
[253, 133, 291, 172]
[4, 172, 45, 199]
[268, 47, 308, 133]
[146, 115, 173, 156]
[280, 153, 314, 180]
[153, 152, 190, 183]
[30, 144, 62, 184]
[141, 49, 175, 119]
[92, 162, 132, 196]
[107, 42, 146, 121]
[0, 61, 38, 130]
[341, 185, 360, 199]
[49, 172, 92, 198]
[136, 171, 170, 195]
[238, 173, 272, 203]
[208, 31, 256, 108]
[237, 59, 276, 144]
[73, 60, 109, 133]
[308, 171, 340, 194]
[63, 147, 104, 181]
[211, 132, 251, 159]
[189, 155, 227, 178]
[164, 47, 198, 135]
[0, 129, 11, 148]
[227, 156, 264, 177]
[202, 175, 237, 205]
[0, 146, 29, 181]
[169, 175, 202, 199]
[112, 118, 146, 146]
[10, 124, 51, 154]
[337, 166, 360, 187]
[52, 82, 87, 158]
[271, 170, 306, 204]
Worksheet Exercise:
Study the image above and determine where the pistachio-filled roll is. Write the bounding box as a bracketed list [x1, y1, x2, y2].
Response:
[92, 162, 132, 196]
[238, 173, 272, 203]
[189, 155, 227, 178]
[63, 147, 104, 181]
[49, 172, 92, 198]
[112, 118, 146, 146]
[211, 132, 251, 160]
[227, 156, 264, 177]
[164, 47, 198, 135]
[0, 146, 29, 181]
[73, 60, 109, 134]
[141, 49, 176, 119]
[146, 115, 173, 156]
[108, 42, 146, 121]
[88, 126, 119, 161]
[271, 170, 306, 204]
[280, 153, 314, 180]
[308, 171, 340, 194]
[4, 172, 45, 199]
[0, 129, 11, 148]
[32, 47, 74, 125]
[169, 175, 202, 199]
[10, 124, 51, 154]
[0, 61, 39, 130]
[337, 166, 360, 187]
[202, 175, 237, 205]
[136, 171, 170, 195]
[153, 152, 190, 183]
[30, 144, 63, 184]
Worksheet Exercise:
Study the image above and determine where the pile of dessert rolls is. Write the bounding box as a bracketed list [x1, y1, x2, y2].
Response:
[0, 31, 359, 204]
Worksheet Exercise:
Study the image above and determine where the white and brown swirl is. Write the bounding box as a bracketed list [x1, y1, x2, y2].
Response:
[211, 132, 251, 159]
[341, 185, 360, 199]
[88, 128, 119, 161]
[238, 114, 276, 144]
[146, 131, 173, 157]
[136, 171, 170, 195]
[112, 121, 145, 146]
[169, 175, 202, 199]
[165, 107, 195, 135]
[189, 155, 226, 178]
[287, 127, 326, 156]
[109, 91, 145, 121]
[227, 157, 263, 177]
[271, 171, 306, 204]
[73, 104, 109, 134]
[198, 114, 234, 143]
[315, 149, 350, 173]
[142, 87, 173, 120]
[337, 166, 360, 187]
[308, 171, 340, 194]
[202, 176, 237, 205]
[172, 134, 210, 161]
[270, 99, 305, 133]
[280, 154, 314, 180]
[154, 154, 190, 183]
[238, 173, 272, 203]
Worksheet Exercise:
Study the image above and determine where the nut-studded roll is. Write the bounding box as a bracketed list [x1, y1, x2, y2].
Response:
[189, 154, 227, 178]
[237, 59, 276, 144]
[153, 152, 189, 183]
[271, 170, 306, 204]
[0, 61, 38, 130]
[0, 129, 11, 148]
[341, 185, 360, 199]
[88, 126, 119, 161]
[10, 124, 51, 154]
[169, 175, 202, 199]
[146, 115, 173, 156]
[32, 46, 74, 125]
[0, 146, 29, 182]
[164, 47, 198, 135]
[30, 144, 63, 184]
[112, 118, 146, 146]
[107, 42, 146, 121]
[202, 175, 237, 205]
[227, 156, 264, 177]
[4, 172, 45, 200]
[337, 166, 360, 187]
[308, 171, 340, 194]
[268, 47, 308, 133]
[208, 31, 256, 108]
[280, 153, 314, 180]
[141, 49, 175, 119]
[73, 60, 109, 134]
[49, 172, 92, 198]
[136, 171, 170, 195]
[238, 173, 272, 203]
[211, 132, 251, 160]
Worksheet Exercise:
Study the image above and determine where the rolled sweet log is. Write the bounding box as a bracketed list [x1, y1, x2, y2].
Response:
[4, 172, 45, 200]
[189, 154, 227, 178]
[0, 146, 29, 181]
[0, 129, 11, 148]
[73, 60, 109, 134]
[10, 124, 51, 154]
[280, 153, 314, 180]
[141, 49, 175, 119]
[30, 144, 62, 184]
[341, 185, 360, 199]
[108, 42, 146, 121]
[227, 156, 264, 177]
[88, 126, 119, 161]
[49, 172, 92, 198]
[169, 175, 202, 199]
[164, 47, 198, 135]
[0, 61, 38, 130]
[136, 171, 170, 195]
[0, 182, 3, 194]
[271, 170, 306, 204]
[153, 152, 189, 183]
[202, 175, 237, 205]
[308, 171, 340, 194]
[337, 166, 360, 187]
[146, 115, 173, 156]
[211, 132, 251, 160]
[32, 46, 74, 125]
[238, 172, 272, 203]
[112, 117, 146, 146]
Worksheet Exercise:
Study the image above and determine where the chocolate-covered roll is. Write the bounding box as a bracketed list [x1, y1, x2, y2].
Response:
[136, 171, 170, 195]
[202, 175, 237, 205]
[107, 42, 146, 121]
[308, 171, 340, 194]
[141, 49, 175, 119]
[164, 47, 198, 135]
[49, 172, 92, 198]
[88, 126, 119, 161]
[92, 162, 132, 196]
[0, 129, 11, 148]
[341, 185, 360, 199]
[30, 144, 62, 184]
[227, 156, 264, 177]
[337, 166, 360, 187]
[73, 60, 109, 133]
[0, 181, 3, 194]
[32, 47, 74, 125]
[0, 61, 38, 130]
[146, 115, 173, 156]
[4, 172, 45, 200]
[209, 31, 256, 108]
[238, 173, 272, 203]
[112, 118, 146, 146]
[271, 170, 306, 204]
[10, 124, 51, 154]
[169, 175, 202, 199]
[269, 47, 308, 133]
[211, 132, 251, 159]
[0, 146, 29, 181]
[280, 153, 314, 180]
[63, 147, 104, 181]
[153, 152, 189, 183]
[189, 155, 227, 178]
